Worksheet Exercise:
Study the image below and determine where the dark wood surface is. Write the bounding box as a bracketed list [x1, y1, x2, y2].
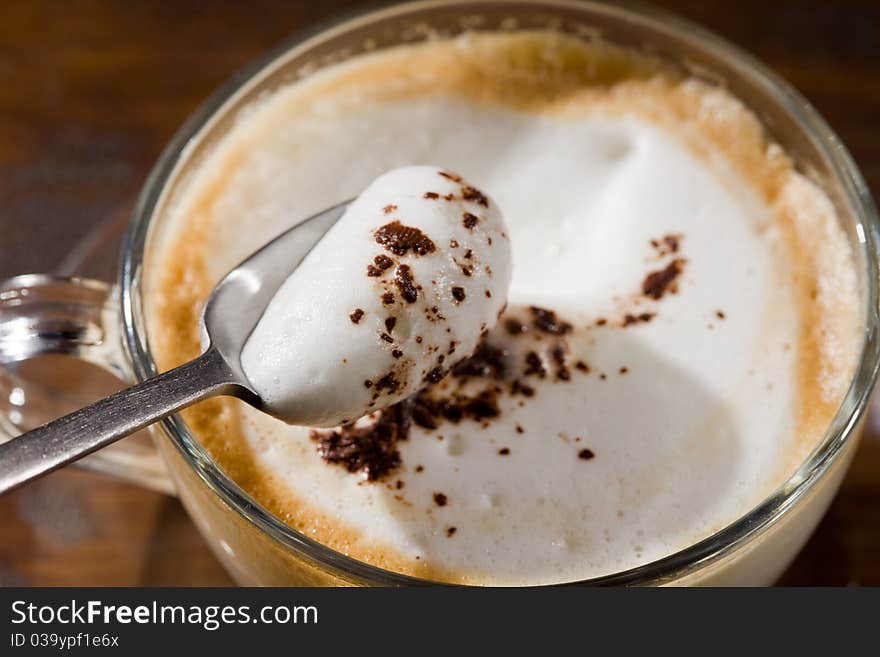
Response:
[0, 0, 878, 586]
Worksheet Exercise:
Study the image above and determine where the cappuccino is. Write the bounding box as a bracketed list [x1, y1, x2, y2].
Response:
[145, 32, 860, 584]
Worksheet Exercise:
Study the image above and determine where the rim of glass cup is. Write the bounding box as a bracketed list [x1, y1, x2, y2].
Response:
[120, 0, 880, 586]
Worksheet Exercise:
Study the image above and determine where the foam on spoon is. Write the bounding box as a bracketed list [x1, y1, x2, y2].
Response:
[240, 166, 512, 427]
[148, 32, 860, 584]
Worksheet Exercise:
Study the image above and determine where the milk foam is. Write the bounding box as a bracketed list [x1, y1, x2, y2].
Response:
[240, 166, 511, 427]
[146, 32, 860, 584]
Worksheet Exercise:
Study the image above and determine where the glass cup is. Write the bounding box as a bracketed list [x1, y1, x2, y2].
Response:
[1, 0, 877, 585]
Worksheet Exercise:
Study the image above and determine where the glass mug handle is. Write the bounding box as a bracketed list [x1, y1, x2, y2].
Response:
[0, 274, 175, 495]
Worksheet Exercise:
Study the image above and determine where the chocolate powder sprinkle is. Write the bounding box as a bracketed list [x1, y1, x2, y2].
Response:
[374, 254, 394, 270]
[504, 318, 527, 336]
[462, 392, 500, 420]
[383, 204, 397, 214]
[374, 372, 402, 394]
[664, 234, 681, 253]
[349, 308, 364, 324]
[650, 233, 682, 256]
[642, 258, 686, 300]
[551, 344, 571, 381]
[622, 312, 655, 327]
[530, 306, 573, 335]
[451, 342, 506, 380]
[410, 385, 501, 430]
[511, 379, 535, 397]
[375, 220, 437, 256]
[461, 186, 489, 207]
[452, 286, 466, 302]
[410, 397, 438, 430]
[447, 526, 457, 537]
[424, 192, 440, 199]
[424, 367, 445, 384]
[433, 492, 448, 507]
[462, 212, 479, 230]
[316, 303, 581, 482]
[394, 264, 419, 303]
[524, 351, 546, 378]
[376, 372, 401, 394]
[311, 402, 411, 481]
[382, 292, 396, 305]
[439, 171, 462, 182]
[578, 448, 595, 460]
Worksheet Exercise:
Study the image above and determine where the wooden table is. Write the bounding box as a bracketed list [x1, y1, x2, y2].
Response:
[1, 0, 878, 586]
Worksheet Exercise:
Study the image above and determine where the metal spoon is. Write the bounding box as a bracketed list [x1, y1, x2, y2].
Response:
[0, 201, 350, 495]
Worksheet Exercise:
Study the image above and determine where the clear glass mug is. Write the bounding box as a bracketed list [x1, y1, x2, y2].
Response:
[1, 0, 878, 585]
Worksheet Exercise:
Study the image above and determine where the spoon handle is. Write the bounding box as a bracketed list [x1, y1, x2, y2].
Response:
[0, 348, 237, 495]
